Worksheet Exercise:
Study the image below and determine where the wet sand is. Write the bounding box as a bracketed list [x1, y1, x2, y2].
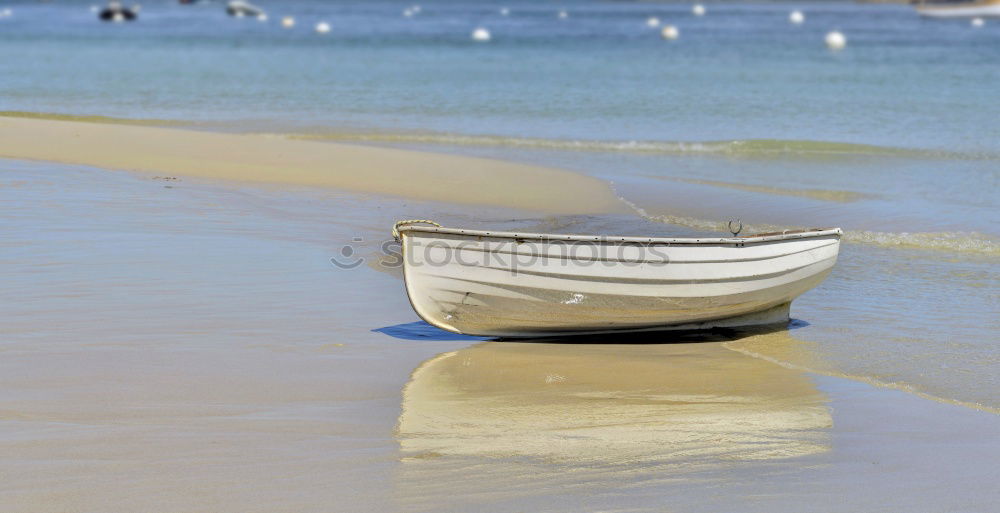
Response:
[1, 158, 998, 512]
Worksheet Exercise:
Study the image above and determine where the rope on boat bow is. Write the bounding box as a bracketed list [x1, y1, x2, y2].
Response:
[392, 219, 442, 241]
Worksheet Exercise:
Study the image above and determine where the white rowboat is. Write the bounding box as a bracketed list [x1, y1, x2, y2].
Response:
[395, 221, 842, 337]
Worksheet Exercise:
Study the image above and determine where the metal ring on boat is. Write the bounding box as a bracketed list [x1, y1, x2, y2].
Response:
[728, 218, 743, 237]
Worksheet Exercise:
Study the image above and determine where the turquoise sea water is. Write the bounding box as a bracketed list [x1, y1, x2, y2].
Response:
[1, 1, 998, 408]
[1, 0, 999, 150]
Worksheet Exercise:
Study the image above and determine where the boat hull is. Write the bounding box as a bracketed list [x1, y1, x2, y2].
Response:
[916, 2, 1000, 18]
[399, 228, 840, 337]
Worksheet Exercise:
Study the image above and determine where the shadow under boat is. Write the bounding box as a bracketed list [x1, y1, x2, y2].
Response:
[375, 318, 809, 343]
[392, 321, 832, 466]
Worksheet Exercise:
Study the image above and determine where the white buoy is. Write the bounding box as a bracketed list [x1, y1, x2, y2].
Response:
[558, 9, 568, 19]
[281, 15, 294, 28]
[257, 13, 267, 22]
[403, 8, 414, 17]
[789, 10, 804, 25]
[471, 27, 491, 42]
[500, 7, 509, 16]
[0, 8, 11, 18]
[412, 5, 421, 13]
[692, 4, 706, 16]
[90, 5, 99, 14]
[825, 30, 846, 50]
[661, 25, 679, 40]
[315, 21, 330, 34]
[971, 17, 984, 27]
[646, 17, 660, 28]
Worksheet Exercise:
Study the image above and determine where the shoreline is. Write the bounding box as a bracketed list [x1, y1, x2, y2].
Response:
[4, 112, 996, 256]
[0, 115, 627, 215]
[723, 339, 1000, 415]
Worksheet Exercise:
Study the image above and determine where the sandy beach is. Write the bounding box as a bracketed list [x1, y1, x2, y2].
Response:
[2, 1, 999, 509]
[0, 116, 624, 214]
[2, 118, 998, 511]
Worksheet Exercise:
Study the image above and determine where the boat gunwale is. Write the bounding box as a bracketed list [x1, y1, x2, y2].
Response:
[415, 239, 842, 266]
[398, 226, 843, 245]
[914, 0, 1000, 8]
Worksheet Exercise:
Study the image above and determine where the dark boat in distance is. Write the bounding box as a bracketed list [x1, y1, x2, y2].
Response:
[98, 1, 139, 22]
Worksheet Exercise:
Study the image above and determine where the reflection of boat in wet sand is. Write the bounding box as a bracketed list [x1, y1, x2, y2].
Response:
[397, 338, 831, 465]
[394, 221, 841, 337]
[914, 0, 1000, 18]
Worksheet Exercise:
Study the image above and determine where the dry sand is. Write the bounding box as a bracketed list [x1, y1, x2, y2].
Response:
[0, 115, 625, 214]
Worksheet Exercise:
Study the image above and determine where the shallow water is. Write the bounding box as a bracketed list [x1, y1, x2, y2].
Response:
[3, 1, 1000, 150]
